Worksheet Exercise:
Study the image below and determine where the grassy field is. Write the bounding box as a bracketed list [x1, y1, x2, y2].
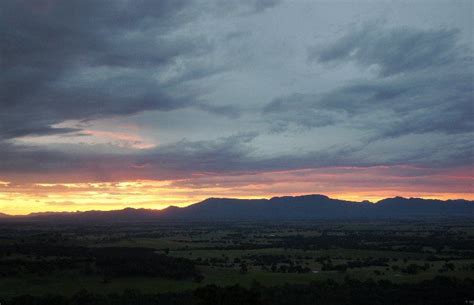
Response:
[0, 220, 473, 298]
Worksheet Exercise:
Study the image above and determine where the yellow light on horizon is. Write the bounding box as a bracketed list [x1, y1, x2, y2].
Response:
[1, 167, 473, 215]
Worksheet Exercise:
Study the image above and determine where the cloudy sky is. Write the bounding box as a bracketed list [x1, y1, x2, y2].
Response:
[1, 0, 472, 214]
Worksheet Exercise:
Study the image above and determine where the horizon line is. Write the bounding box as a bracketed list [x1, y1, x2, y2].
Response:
[2, 193, 472, 217]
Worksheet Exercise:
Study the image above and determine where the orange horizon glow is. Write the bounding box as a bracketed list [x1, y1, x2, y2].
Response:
[1, 190, 473, 216]
[1, 166, 473, 215]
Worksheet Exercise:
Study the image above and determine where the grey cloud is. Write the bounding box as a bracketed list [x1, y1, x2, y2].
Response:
[1, 2, 471, 185]
[0, 131, 354, 181]
[248, 0, 281, 13]
[0, 0, 227, 140]
[266, 25, 473, 140]
[1, 126, 470, 184]
[0, 132, 361, 182]
[138, 132, 259, 173]
[263, 93, 340, 132]
[0, 133, 259, 181]
[310, 23, 462, 77]
[213, 0, 281, 15]
[330, 68, 472, 138]
[197, 103, 242, 119]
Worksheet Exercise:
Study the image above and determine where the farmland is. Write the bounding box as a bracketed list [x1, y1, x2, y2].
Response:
[0, 219, 473, 304]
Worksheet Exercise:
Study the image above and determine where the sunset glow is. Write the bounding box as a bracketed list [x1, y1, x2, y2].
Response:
[1, 165, 472, 215]
[1, 0, 472, 215]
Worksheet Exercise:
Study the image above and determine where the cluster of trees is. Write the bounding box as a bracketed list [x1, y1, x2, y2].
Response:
[392, 263, 431, 274]
[346, 257, 390, 268]
[3, 276, 473, 305]
[245, 254, 292, 266]
[245, 254, 310, 273]
[318, 257, 391, 273]
[0, 244, 201, 280]
[265, 264, 311, 274]
[94, 247, 201, 280]
[0, 258, 87, 276]
[271, 232, 474, 258]
[195, 256, 230, 267]
[0, 244, 88, 258]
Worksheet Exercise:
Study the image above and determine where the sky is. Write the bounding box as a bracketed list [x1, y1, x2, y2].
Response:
[0, 0, 473, 215]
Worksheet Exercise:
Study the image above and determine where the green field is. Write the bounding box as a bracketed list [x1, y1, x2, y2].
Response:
[1, 220, 473, 299]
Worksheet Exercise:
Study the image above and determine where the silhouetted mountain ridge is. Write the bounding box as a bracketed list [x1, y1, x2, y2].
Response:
[1, 194, 473, 222]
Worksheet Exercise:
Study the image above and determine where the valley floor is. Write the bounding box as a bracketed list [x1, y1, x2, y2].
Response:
[0, 219, 473, 304]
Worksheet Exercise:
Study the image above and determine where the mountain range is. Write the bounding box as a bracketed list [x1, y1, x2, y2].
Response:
[1, 194, 473, 222]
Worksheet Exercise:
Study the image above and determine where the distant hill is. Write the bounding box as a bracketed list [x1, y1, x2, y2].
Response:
[1, 194, 473, 222]
[19, 208, 165, 222]
[160, 195, 474, 220]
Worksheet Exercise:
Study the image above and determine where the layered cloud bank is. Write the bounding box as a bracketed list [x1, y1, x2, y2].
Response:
[1, 0, 472, 213]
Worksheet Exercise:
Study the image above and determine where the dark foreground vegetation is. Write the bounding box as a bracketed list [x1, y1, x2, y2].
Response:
[5, 277, 474, 305]
[0, 219, 473, 304]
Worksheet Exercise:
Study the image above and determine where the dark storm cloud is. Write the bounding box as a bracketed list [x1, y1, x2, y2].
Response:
[0, 0, 229, 140]
[1, 125, 471, 184]
[0, 0, 291, 183]
[0, 131, 344, 180]
[0, 131, 405, 182]
[0, 131, 360, 182]
[1, 1, 471, 186]
[138, 132, 259, 173]
[265, 24, 473, 139]
[0, 140, 83, 174]
[0, 133, 259, 181]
